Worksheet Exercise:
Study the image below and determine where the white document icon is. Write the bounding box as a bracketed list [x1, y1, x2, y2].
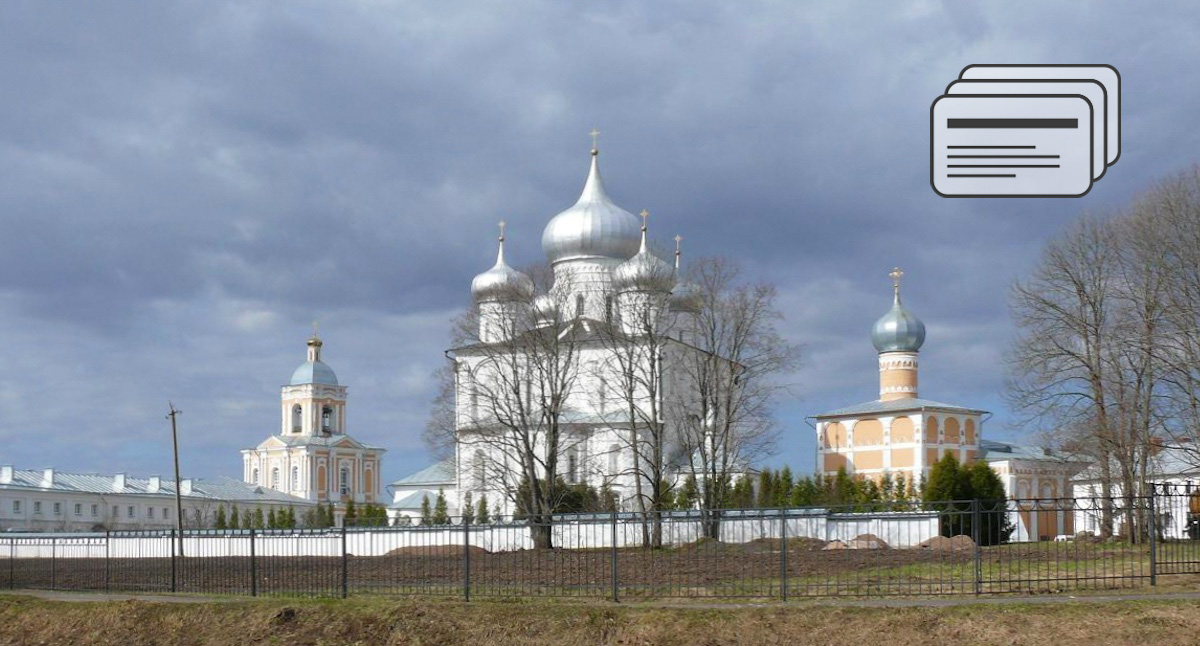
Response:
[960, 64, 1120, 165]
[945, 80, 1107, 180]
[930, 64, 1119, 198]
[931, 94, 1093, 197]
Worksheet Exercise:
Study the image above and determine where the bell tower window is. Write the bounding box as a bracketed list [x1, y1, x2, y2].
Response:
[292, 405, 302, 433]
[271, 467, 280, 490]
[291, 466, 300, 492]
[339, 466, 350, 496]
[322, 406, 333, 435]
[575, 294, 585, 318]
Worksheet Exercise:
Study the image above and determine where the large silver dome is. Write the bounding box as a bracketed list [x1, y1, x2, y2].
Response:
[871, 293, 926, 353]
[542, 151, 641, 265]
[471, 236, 534, 303]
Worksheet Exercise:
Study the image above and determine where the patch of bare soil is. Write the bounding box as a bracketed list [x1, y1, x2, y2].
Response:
[386, 545, 488, 557]
[917, 535, 976, 552]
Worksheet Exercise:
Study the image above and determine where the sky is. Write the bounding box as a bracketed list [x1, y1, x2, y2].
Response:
[1, 1, 1199, 490]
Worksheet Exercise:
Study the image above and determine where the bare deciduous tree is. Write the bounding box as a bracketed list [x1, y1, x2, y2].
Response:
[671, 256, 799, 539]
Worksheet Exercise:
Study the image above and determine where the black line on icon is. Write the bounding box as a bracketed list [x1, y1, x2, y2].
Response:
[948, 164, 1060, 168]
[946, 145, 1036, 149]
[947, 118, 1078, 129]
[947, 174, 1017, 178]
[947, 155, 1060, 159]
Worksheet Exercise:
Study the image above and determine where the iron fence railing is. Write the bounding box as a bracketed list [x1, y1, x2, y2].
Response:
[2, 491, 1198, 600]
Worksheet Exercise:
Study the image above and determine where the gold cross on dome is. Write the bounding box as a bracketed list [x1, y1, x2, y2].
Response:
[590, 128, 600, 151]
[674, 234, 683, 253]
[311, 319, 320, 337]
[889, 267, 904, 294]
[498, 220, 506, 242]
[640, 209, 650, 232]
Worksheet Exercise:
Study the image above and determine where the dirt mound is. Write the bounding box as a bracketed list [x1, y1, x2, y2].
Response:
[822, 540, 848, 550]
[917, 535, 976, 551]
[385, 545, 488, 557]
[846, 534, 889, 549]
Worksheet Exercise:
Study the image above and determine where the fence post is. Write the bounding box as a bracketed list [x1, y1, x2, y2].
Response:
[170, 529, 177, 593]
[463, 518, 471, 602]
[1149, 488, 1158, 586]
[341, 524, 348, 599]
[249, 529, 257, 597]
[610, 510, 619, 603]
[50, 537, 56, 591]
[972, 499, 982, 596]
[779, 510, 788, 601]
[9, 538, 14, 590]
[104, 531, 110, 593]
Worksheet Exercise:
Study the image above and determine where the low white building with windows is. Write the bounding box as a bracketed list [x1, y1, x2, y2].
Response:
[0, 466, 313, 532]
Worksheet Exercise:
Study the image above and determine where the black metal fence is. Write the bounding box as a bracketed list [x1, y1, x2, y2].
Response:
[4, 490, 1200, 600]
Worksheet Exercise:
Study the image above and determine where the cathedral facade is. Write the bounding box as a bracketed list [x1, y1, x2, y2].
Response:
[241, 335, 385, 516]
[448, 146, 705, 517]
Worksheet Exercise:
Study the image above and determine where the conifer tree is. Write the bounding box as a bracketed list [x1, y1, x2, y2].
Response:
[476, 494, 490, 524]
[252, 508, 264, 529]
[757, 469, 774, 508]
[678, 474, 699, 510]
[229, 504, 241, 529]
[420, 495, 433, 525]
[777, 466, 794, 507]
[832, 466, 856, 506]
[791, 476, 815, 507]
[344, 500, 357, 527]
[324, 503, 336, 528]
[432, 487, 450, 525]
[215, 505, 227, 530]
[462, 492, 475, 525]
[968, 459, 1013, 545]
[267, 508, 277, 529]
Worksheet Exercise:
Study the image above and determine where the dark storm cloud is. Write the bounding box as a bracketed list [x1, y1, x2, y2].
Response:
[1, 1, 1199, 481]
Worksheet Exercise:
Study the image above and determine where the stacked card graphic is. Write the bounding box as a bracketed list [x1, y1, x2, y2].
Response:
[930, 64, 1120, 197]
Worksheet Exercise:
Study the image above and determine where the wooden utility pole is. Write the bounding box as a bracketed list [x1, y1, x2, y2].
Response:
[167, 403, 185, 557]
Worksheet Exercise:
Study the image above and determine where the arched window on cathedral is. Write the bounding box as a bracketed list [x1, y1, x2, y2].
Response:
[271, 467, 280, 490]
[575, 294, 585, 318]
[291, 466, 300, 492]
[604, 295, 613, 323]
[470, 384, 480, 422]
[251, 468, 259, 485]
[566, 447, 579, 484]
[473, 450, 485, 490]
[339, 466, 350, 496]
[321, 406, 333, 435]
[608, 444, 620, 478]
[292, 405, 302, 433]
[598, 376, 608, 416]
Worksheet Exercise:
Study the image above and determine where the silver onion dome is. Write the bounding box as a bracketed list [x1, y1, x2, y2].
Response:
[613, 215, 676, 294]
[541, 150, 642, 265]
[669, 281, 703, 313]
[668, 235, 702, 313]
[472, 227, 534, 303]
[532, 293, 558, 323]
[871, 268, 925, 353]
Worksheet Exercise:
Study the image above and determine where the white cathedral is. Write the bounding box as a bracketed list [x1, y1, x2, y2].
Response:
[395, 145, 709, 520]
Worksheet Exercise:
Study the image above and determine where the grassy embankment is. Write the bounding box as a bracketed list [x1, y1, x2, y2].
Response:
[4, 593, 1200, 646]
